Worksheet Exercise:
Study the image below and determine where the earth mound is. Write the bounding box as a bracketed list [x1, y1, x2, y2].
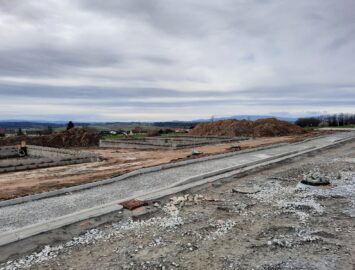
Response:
[189, 118, 305, 137]
[0, 128, 100, 148]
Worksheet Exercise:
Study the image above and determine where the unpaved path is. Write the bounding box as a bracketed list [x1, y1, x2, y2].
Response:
[2, 135, 354, 270]
[0, 132, 351, 235]
[0, 135, 315, 200]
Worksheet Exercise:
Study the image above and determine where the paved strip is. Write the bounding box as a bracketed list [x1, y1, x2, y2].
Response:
[0, 132, 354, 234]
[0, 204, 123, 247]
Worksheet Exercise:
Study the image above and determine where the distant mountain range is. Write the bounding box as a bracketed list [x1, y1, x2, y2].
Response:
[0, 121, 64, 129]
[0, 115, 298, 129]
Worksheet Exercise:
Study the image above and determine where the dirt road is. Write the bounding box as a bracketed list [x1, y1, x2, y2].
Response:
[2, 135, 354, 270]
[0, 135, 315, 200]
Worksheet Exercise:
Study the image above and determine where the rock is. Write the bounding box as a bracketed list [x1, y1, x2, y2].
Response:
[300, 170, 330, 186]
[191, 149, 202, 155]
[153, 202, 160, 207]
[122, 199, 148, 210]
[171, 262, 180, 267]
[301, 175, 330, 186]
[229, 144, 241, 151]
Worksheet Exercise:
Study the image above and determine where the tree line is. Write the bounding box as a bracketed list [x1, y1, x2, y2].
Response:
[296, 113, 355, 127]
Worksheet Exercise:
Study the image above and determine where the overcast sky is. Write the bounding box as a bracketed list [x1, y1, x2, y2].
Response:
[0, 0, 354, 121]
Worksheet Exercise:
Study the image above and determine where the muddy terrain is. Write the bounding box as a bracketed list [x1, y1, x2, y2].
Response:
[2, 139, 354, 270]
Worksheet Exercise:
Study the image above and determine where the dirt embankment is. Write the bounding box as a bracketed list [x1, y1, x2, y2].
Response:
[189, 118, 305, 137]
[0, 128, 100, 148]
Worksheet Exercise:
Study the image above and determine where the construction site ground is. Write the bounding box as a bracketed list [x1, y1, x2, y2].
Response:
[0, 134, 318, 200]
[4, 134, 354, 270]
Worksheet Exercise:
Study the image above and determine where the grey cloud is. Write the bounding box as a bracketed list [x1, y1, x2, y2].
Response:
[78, 0, 227, 37]
[1, 83, 353, 109]
[0, 47, 123, 76]
[0, 0, 354, 120]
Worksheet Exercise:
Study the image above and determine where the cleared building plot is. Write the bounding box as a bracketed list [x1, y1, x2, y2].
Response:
[0, 145, 98, 174]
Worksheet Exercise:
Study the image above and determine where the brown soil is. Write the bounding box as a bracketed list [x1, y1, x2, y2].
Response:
[0, 133, 318, 201]
[189, 118, 305, 137]
[0, 128, 100, 148]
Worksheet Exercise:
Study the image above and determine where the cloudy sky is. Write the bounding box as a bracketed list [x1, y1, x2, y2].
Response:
[0, 0, 354, 121]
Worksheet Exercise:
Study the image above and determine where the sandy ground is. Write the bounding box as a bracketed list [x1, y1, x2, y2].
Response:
[0, 134, 317, 200]
[3, 137, 353, 270]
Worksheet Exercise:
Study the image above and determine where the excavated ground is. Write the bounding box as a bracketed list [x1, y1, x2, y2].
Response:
[2, 137, 354, 270]
[0, 134, 317, 200]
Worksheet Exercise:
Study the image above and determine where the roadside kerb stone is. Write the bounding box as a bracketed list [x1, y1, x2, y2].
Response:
[0, 204, 123, 248]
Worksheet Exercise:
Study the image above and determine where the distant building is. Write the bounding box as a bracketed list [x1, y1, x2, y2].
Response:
[2, 129, 17, 137]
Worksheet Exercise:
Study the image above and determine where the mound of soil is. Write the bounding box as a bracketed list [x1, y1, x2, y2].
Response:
[189, 118, 305, 137]
[0, 128, 100, 148]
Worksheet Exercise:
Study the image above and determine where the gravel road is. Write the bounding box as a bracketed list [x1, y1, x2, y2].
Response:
[0, 132, 354, 233]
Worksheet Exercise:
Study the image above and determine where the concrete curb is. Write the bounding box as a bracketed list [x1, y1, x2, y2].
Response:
[0, 204, 123, 248]
[0, 142, 288, 208]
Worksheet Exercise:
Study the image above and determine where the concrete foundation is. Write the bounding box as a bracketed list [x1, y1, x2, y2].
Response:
[0, 146, 20, 159]
[0, 145, 98, 173]
[100, 136, 248, 149]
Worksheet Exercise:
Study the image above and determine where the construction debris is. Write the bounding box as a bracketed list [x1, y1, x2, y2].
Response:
[300, 170, 331, 186]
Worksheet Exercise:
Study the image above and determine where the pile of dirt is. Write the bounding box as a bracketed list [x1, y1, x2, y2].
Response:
[189, 118, 305, 137]
[0, 128, 100, 148]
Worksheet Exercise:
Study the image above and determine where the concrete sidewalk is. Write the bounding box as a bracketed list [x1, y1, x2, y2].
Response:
[0, 132, 354, 235]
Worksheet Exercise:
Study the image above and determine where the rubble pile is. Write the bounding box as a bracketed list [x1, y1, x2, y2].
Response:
[189, 118, 305, 137]
[0, 128, 100, 148]
[300, 170, 331, 186]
